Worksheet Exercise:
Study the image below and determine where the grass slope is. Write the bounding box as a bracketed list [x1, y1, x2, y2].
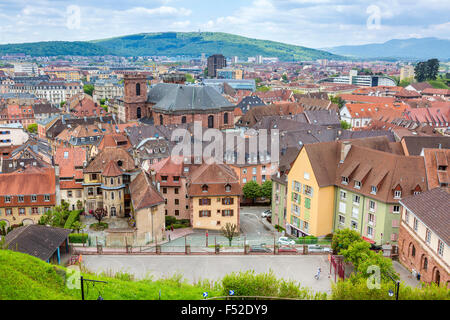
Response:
[0, 250, 219, 300]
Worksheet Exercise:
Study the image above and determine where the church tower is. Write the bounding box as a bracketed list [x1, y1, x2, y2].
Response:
[124, 73, 148, 121]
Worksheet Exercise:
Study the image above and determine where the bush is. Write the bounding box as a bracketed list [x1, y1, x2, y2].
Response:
[221, 270, 326, 300]
[332, 276, 450, 300]
[296, 236, 318, 244]
[89, 222, 108, 231]
[68, 233, 88, 244]
[63, 210, 82, 229]
[165, 216, 177, 226]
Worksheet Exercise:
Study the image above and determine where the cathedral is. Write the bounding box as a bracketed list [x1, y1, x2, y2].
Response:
[122, 73, 236, 130]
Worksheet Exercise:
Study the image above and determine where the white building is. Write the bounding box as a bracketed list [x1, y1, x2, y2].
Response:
[0, 123, 29, 147]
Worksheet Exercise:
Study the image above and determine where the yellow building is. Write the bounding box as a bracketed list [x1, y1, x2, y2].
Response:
[188, 163, 241, 231]
[285, 142, 338, 237]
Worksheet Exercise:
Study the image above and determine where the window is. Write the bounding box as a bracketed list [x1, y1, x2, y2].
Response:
[354, 181, 361, 189]
[110, 178, 114, 185]
[394, 190, 402, 199]
[351, 221, 358, 230]
[368, 213, 375, 225]
[88, 188, 94, 196]
[243, 169, 247, 174]
[225, 184, 232, 192]
[19, 208, 25, 215]
[111, 191, 115, 200]
[222, 198, 233, 205]
[175, 199, 179, 205]
[31, 195, 37, 202]
[202, 185, 208, 192]
[339, 202, 346, 214]
[393, 205, 400, 214]
[413, 218, 418, 232]
[369, 200, 375, 212]
[175, 210, 180, 216]
[67, 191, 73, 198]
[161, 176, 168, 182]
[339, 215, 345, 225]
[173, 176, 180, 183]
[425, 229, 431, 244]
[342, 176, 349, 184]
[222, 210, 234, 217]
[353, 195, 360, 205]
[91, 174, 97, 180]
[174, 188, 179, 195]
[200, 198, 210, 206]
[32, 207, 38, 215]
[340, 191, 346, 201]
[162, 188, 167, 194]
[18, 195, 24, 203]
[304, 185, 313, 197]
[6, 208, 12, 215]
[199, 210, 210, 217]
[352, 207, 359, 218]
[438, 240, 444, 256]
[242, 178, 247, 184]
[303, 221, 309, 232]
[294, 181, 301, 192]
[367, 226, 374, 237]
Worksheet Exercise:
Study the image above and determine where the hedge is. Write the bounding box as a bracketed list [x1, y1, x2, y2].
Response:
[63, 210, 82, 229]
[68, 233, 88, 244]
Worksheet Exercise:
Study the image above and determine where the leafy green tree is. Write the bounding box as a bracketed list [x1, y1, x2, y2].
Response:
[71, 221, 85, 233]
[76, 200, 83, 211]
[261, 180, 273, 199]
[27, 124, 37, 134]
[185, 73, 195, 83]
[415, 59, 440, 82]
[38, 200, 71, 227]
[243, 181, 262, 202]
[331, 228, 362, 254]
[221, 223, 239, 246]
[60, 101, 66, 108]
[340, 120, 351, 130]
[0, 221, 7, 236]
[330, 95, 345, 109]
[83, 84, 94, 96]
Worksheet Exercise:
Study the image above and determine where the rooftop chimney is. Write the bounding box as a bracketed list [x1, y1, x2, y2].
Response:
[340, 141, 352, 163]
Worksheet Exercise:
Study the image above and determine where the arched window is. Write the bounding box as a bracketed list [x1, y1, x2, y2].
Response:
[160, 115, 164, 125]
[225, 184, 231, 192]
[182, 116, 187, 124]
[208, 115, 214, 128]
[137, 107, 142, 119]
[202, 184, 208, 192]
[111, 207, 117, 217]
[224, 112, 229, 124]
[411, 245, 416, 257]
[136, 83, 141, 96]
[110, 178, 114, 185]
[423, 257, 428, 270]
[111, 191, 115, 200]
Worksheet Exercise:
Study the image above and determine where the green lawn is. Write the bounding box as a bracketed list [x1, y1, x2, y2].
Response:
[428, 79, 449, 89]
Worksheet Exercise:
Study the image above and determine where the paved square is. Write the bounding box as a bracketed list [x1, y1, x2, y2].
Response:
[82, 255, 333, 294]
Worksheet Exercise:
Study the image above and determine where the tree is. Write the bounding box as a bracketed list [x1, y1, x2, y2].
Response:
[93, 208, 108, 224]
[331, 228, 362, 254]
[261, 180, 273, 200]
[243, 181, 262, 202]
[221, 223, 238, 246]
[76, 200, 83, 211]
[415, 59, 440, 82]
[71, 221, 85, 233]
[185, 73, 195, 83]
[83, 84, 94, 96]
[340, 120, 351, 130]
[0, 221, 7, 236]
[27, 124, 37, 134]
[330, 95, 345, 109]
[415, 62, 427, 82]
[38, 201, 71, 227]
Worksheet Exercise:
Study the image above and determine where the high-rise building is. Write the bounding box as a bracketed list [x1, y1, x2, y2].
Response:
[207, 54, 227, 78]
[400, 65, 415, 81]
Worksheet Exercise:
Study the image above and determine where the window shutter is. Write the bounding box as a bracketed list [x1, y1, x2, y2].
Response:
[199, 211, 202, 218]
[199, 199, 202, 206]
[208, 199, 211, 205]
[208, 211, 211, 217]
[230, 198, 234, 205]
[373, 214, 377, 227]
[222, 198, 225, 205]
[230, 210, 234, 217]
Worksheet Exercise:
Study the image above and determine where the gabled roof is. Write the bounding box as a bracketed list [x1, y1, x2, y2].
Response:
[400, 188, 450, 245]
[129, 170, 165, 211]
[85, 147, 135, 173]
[188, 163, 241, 196]
[102, 160, 123, 177]
[5, 225, 71, 261]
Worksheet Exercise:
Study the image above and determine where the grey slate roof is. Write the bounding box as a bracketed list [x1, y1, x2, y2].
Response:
[147, 83, 235, 114]
[402, 136, 450, 156]
[400, 188, 450, 245]
[5, 225, 71, 261]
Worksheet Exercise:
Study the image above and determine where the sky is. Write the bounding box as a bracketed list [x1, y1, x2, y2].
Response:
[0, 0, 449, 48]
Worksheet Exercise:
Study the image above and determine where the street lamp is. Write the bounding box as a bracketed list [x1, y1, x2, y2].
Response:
[80, 276, 108, 300]
[385, 273, 400, 301]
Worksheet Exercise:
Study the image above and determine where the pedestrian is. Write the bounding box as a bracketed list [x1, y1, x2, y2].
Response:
[171, 225, 174, 232]
[168, 234, 171, 242]
[314, 267, 321, 280]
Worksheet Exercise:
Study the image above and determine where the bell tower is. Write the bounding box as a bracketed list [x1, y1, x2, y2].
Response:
[124, 73, 148, 121]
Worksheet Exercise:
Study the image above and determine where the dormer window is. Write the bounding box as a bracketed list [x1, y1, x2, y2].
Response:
[225, 184, 232, 192]
[394, 190, 402, 199]
[371, 186, 377, 194]
[173, 176, 180, 183]
[161, 176, 168, 182]
[354, 181, 361, 189]
[342, 176, 349, 185]
[438, 165, 447, 171]
[202, 184, 209, 192]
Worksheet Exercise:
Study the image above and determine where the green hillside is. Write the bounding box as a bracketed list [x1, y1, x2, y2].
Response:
[0, 41, 111, 57]
[0, 250, 220, 300]
[0, 32, 343, 61]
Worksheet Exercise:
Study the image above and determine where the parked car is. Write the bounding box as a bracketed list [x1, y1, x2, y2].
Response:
[307, 244, 332, 253]
[249, 245, 272, 253]
[261, 209, 271, 218]
[278, 246, 298, 253]
[278, 236, 295, 246]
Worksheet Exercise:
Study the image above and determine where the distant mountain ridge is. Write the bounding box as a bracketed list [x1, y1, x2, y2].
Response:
[326, 37, 450, 60]
[0, 32, 342, 61]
